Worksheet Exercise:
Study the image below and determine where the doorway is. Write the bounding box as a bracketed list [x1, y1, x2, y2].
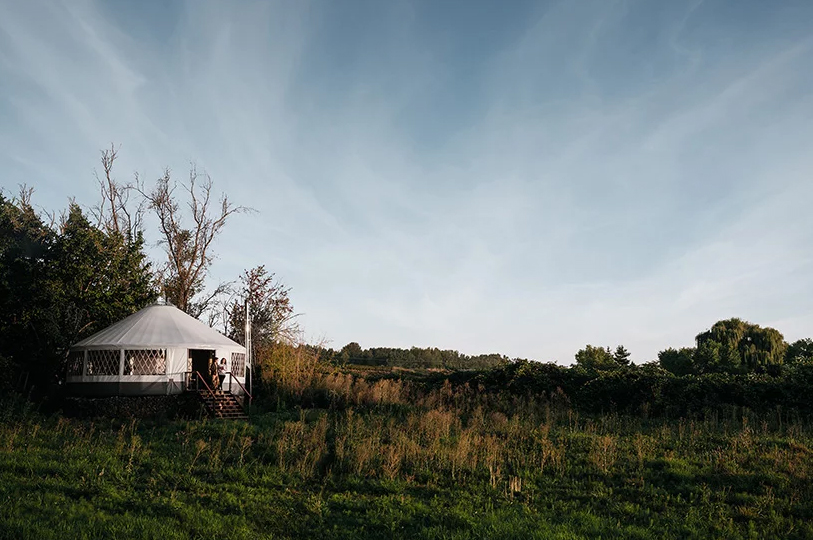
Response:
[189, 349, 216, 389]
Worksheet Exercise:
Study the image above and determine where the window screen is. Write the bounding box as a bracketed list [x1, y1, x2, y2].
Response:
[86, 350, 120, 375]
[231, 352, 246, 377]
[124, 350, 166, 375]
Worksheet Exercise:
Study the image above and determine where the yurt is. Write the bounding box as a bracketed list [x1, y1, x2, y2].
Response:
[66, 299, 248, 397]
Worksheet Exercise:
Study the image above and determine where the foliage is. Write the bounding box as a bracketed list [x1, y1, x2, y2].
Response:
[326, 343, 507, 370]
[695, 318, 788, 373]
[658, 347, 696, 376]
[0, 190, 56, 383]
[474, 358, 813, 418]
[228, 265, 299, 352]
[0, 194, 154, 388]
[48, 204, 155, 355]
[786, 338, 813, 364]
[658, 319, 791, 376]
[254, 342, 324, 408]
[575, 344, 630, 372]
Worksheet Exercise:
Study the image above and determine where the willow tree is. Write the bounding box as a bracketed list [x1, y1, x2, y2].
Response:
[695, 318, 787, 373]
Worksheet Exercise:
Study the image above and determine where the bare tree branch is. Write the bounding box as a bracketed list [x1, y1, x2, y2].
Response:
[16, 184, 34, 207]
[90, 144, 145, 239]
[140, 165, 254, 317]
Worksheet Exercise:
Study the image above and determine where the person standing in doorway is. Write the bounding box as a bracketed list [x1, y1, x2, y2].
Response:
[217, 358, 226, 392]
[209, 355, 219, 393]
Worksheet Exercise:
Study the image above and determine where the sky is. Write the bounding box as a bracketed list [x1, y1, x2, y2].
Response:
[1, 0, 812, 364]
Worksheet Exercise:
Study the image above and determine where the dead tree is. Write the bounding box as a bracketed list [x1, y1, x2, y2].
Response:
[91, 144, 144, 239]
[141, 166, 251, 317]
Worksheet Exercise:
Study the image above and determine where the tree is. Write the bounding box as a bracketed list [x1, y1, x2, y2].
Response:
[613, 345, 631, 366]
[575, 345, 617, 371]
[227, 265, 299, 353]
[90, 144, 144, 239]
[47, 204, 155, 356]
[339, 342, 364, 364]
[0, 191, 155, 388]
[141, 166, 250, 317]
[786, 338, 813, 364]
[658, 347, 695, 376]
[695, 318, 787, 373]
[0, 188, 56, 384]
[575, 344, 633, 371]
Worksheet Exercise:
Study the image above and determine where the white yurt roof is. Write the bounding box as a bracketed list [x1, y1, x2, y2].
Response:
[73, 301, 244, 350]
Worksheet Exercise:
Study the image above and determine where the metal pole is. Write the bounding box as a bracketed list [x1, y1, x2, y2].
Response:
[245, 299, 252, 397]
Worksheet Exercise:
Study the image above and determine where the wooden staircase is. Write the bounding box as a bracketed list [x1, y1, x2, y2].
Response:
[186, 371, 252, 420]
[199, 390, 249, 420]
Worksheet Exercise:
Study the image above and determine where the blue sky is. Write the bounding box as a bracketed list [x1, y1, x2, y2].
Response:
[1, 0, 812, 363]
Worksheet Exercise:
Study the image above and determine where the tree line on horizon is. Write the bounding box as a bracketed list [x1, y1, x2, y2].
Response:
[317, 342, 508, 370]
[571, 318, 811, 376]
[326, 317, 812, 376]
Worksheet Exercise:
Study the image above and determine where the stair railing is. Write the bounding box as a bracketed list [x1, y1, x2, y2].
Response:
[194, 370, 229, 417]
[192, 370, 215, 396]
[224, 371, 253, 410]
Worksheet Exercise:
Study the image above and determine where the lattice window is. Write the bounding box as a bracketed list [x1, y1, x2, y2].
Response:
[231, 352, 246, 377]
[86, 350, 120, 376]
[67, 351, 85, 376]
[124, 350, 166, 375]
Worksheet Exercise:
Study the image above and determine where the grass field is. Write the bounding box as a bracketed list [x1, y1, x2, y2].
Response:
[1, 391, 812, 540]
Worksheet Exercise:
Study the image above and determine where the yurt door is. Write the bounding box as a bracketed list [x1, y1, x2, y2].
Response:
[189, 349, 216, 389]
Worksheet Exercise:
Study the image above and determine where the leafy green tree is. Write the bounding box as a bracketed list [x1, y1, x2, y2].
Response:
[693, 339, 737, 373]
[0, 189, 56, 384]
[575, 345, 617, 371]
[657, 347, 695, 375]
[575, 344, 633, 371]
[786, 338, 813, 364]
[695, 318, 787, 373]
[341, 342, 364, 363]
[47, 204, 155, 356]
[228, 265, 298, 353]
[0, 194, 155, 388]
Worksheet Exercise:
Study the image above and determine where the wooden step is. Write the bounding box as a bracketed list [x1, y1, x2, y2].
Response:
[196, 390, 248, 420]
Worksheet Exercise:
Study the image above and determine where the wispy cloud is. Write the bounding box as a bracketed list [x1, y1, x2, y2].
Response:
[1, 0, 811, 362]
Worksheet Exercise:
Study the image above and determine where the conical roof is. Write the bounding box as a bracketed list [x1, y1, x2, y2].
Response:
[73, 302, 243, 349]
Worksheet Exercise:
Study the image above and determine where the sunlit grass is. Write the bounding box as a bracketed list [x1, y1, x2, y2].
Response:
[1, 394, 812, 539]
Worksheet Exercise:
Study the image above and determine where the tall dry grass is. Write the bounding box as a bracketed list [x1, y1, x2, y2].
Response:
[243, 340, 813, 497]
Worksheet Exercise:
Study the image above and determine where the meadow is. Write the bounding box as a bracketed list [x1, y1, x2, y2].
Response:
[1, 376, 812, 540]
